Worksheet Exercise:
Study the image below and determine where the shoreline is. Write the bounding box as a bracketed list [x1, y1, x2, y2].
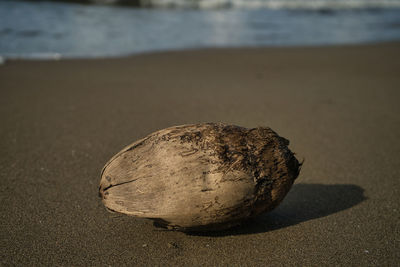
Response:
[1, 40, 399, 62]
[1, 43, 399, 265]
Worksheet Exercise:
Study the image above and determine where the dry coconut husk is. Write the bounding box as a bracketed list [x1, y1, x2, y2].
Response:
[99, 123, 301, 231]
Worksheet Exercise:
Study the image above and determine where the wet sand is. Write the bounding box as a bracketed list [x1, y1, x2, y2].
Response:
[1, 43, 399, 265]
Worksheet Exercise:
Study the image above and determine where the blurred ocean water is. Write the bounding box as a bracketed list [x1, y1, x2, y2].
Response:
[0, 0, 400, 59]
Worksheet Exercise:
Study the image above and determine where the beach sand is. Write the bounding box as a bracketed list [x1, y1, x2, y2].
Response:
[1, 43, 399, 265]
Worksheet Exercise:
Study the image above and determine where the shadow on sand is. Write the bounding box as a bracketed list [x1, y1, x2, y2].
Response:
[186, 183, 366, 237]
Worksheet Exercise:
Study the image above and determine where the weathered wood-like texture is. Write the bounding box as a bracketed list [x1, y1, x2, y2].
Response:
[99, 123, 300, 231]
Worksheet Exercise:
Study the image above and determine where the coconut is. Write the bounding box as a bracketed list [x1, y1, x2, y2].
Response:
[99, 123, 301, 231]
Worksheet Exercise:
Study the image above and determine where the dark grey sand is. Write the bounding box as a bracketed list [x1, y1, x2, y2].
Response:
[1, 43, 399, 266]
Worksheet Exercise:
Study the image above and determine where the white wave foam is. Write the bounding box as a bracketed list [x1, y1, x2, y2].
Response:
[134, 0, 400, 9]
[1, 53, 62, 61]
